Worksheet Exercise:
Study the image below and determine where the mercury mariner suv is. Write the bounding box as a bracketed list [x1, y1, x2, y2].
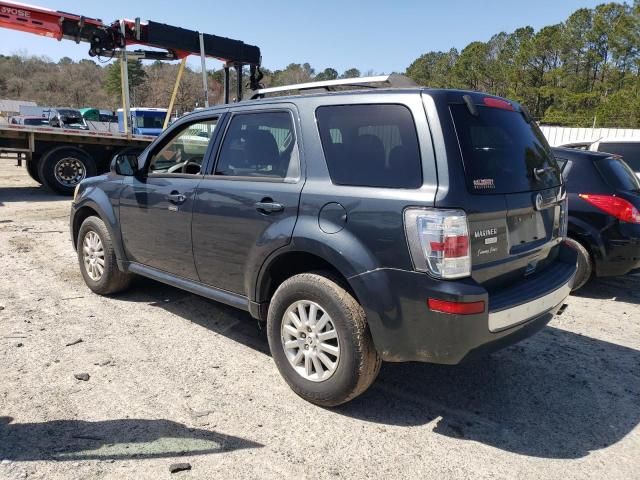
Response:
[70, 77, 577, 406]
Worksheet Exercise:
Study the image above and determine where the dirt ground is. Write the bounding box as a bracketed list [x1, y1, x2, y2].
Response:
[0, 157, 639, 480]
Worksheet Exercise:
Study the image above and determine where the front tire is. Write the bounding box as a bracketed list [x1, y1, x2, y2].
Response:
[566, 237, 593, 291]
[77, 216, 132, 295]
[267, 272, 381, 406]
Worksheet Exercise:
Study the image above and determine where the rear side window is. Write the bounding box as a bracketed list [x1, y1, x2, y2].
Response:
[598, 143, 640, 172]
[316, 104, 422, 188]
[595, 157, 640, 191]
[450, 104, 561, 194]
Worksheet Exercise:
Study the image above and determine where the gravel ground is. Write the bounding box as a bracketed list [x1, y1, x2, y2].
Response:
[1, 158, 639, 480]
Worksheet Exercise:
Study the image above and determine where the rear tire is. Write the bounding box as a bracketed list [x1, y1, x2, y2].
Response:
[267, 271, 381, 407]
[77, 216, 132, 295]
[38, 147, 96, 195]
[566, 237, 593, 291]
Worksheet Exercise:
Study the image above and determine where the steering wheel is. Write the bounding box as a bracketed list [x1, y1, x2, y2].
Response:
[166, 160, 201, 174]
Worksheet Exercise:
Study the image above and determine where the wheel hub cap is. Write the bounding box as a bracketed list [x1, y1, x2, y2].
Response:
[82, 231, 105, 281]
[54, 157, 86, 187]
[281, 300, 340, 382]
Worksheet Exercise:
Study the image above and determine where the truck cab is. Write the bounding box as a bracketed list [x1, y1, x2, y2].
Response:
[117, 108, 167, 136]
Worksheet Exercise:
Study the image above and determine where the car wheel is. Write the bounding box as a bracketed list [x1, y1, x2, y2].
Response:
[77, 216, 132, 295]
[267, 271, 381, 406]
[565, 237, 593, 291]
[38, 147, 96, 195]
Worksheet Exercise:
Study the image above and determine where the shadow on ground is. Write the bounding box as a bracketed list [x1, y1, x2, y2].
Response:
[0, 417, 262, 461]
[0, 186, 63, 205]
[117, 277, 640, 460]
[573, 274, 640, 304]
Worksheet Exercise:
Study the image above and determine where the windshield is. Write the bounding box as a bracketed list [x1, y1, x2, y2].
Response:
[135, 112, 165, 129]
[450, 104, 562, 194]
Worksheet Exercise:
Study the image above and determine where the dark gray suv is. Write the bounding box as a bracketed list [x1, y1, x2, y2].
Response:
[70, 83, 577, 406]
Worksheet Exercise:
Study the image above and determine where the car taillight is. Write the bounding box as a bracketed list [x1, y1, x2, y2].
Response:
[579, 194, 640, 224]
[559, 196, 568, 238]
[404, 208, 471, 279]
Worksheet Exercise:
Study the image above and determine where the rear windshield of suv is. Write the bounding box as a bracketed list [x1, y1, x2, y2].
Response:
[595, 156, 640, 192]
[316, 104, 422, 188]
[598, 142, 640, 172]
[450, 103, 561, 194]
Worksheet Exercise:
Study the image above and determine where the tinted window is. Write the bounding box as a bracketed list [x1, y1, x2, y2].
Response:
[595, 157, 640, 192]
[598, 143, 640, 172]
[215, 112, 297, 179]
[450, 104, 561, 194]
[316, 104, 422, 188]
[148, 119, 218, 175]
[23, 118, 48, 126]
[136, 113, 165, 129]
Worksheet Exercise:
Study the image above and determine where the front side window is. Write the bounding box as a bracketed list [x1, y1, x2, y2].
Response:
[148, 119, 218, 175]
[215, 111, 297, 179]
[316, 104, 422, 188]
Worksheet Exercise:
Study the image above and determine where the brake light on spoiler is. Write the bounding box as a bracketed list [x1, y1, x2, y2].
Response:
[579, 194, 640, 224]
[483, 97, 514, 111]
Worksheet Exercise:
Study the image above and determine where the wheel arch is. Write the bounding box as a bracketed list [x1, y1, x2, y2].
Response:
[72, 198, 125, 264]
[253, 248, 363, 319]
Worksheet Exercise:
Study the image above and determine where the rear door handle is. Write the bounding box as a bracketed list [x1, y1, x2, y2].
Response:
[167, 192, 186, 204]
[254, 200, 284, 214]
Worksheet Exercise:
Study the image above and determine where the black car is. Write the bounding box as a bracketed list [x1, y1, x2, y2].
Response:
[553, 147, 640, 290]
[48, 108, 89, 130]
[70, 82, 576, 406]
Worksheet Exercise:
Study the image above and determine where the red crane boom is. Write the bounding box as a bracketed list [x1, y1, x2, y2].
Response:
[0, 1, 262, 90]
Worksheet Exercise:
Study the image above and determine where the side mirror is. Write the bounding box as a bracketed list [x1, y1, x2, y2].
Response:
[110, 151, 140, 176]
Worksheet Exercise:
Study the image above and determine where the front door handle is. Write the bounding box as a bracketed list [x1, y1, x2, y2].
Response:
[167, 192, 186, 204]
[254, 200, 284, 214]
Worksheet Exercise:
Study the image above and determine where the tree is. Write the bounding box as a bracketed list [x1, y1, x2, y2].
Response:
[315, 67, 338, 81]
[105, 58, 148, 105]
[341, 68, 361, 79]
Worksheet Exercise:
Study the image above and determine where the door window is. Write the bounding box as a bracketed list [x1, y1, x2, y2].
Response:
[148, 119, 218, 175]
[214, 112, 298, 180]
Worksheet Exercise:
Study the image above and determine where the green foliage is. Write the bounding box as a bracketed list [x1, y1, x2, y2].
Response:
[341, 68, 361, 79]
[105, 59, 147, 105]
[0, 2, 637, 125]
[405, 2, 640, 127]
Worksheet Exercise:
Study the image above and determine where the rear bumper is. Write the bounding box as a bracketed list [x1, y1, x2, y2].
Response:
[349, 244, 576, 364]
[595, 237, 640, 277]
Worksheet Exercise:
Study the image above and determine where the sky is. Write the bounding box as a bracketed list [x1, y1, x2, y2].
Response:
[0, 0, 606, 74]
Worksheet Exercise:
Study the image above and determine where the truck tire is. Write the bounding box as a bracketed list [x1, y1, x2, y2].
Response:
[38, 147, 97, 195]
[26, 159, 41, 184]
[566, 237, 593, 291]
[267, 271, 381, 407]
[77, 216, 133, 295]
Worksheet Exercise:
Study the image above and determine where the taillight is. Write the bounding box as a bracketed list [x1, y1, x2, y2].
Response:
[559, 196, 568, 238]
[579, 194, 640, 224]
[404, 208, 471, 279]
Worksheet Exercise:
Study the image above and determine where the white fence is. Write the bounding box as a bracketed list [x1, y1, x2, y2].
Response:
[540, 126, 640, 147]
